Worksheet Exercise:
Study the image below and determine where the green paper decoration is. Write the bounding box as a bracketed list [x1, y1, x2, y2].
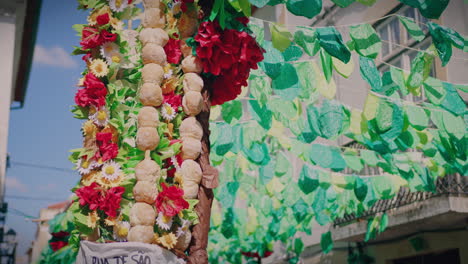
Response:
[294, 27, 320, 57]
[398, 0, 449, 19]
[272, 63, 301, 100]
[321, 231, 334, 254]
[309, 144, 346, 171]
[271, 23, 293, 52]
[286, 0, 322, 19]
[316, 27, 351, 63]
[360, 56, 382, 91]
[349, 24, 382, 59]
[398, 16, 426, 41]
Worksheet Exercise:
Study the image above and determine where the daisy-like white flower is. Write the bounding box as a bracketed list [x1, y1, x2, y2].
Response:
[101, 161, 122, 181]
[77, 158, 97, 175]
[176, 219, 191, 237]
[89, 59, 109, 77]
[158, 233, 177, 250]
[113, 221, 130, 242]
[90, 107, 109, 127]
[109, 0, 129, 12]
[156, 212, 173, 231]
[161, 103, 177, 121]
[163, 65, 174, 79]
[100, 42, 119, 61]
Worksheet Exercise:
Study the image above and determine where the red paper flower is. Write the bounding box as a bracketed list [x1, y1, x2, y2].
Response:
[75, 182, 101, 211]
[101, 29, 117, 43]
[194, 21, 264, 105]
[50, 241, 68, 252]
[75, 73, 107, 107]
[155, 183, 189, 217]
[95, 132, 118, 162]
[96, 13, 110, 25]
[100, 186, 125, 218]
[80, 27, 103, 50]
[164, 38, 183, 64]
[241, 251, 273, 258]
[163, 91, 182, 108]
[180, 0, 194, 12]
[51, 231, 70, 238]
[236, 17, 249, 26]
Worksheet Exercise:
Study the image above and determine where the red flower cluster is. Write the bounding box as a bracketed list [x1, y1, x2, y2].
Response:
[50, 241, 68, 252]
[179, 0, 194, 12]
[75, 182, 125, 217]
[241, 251, 273, 259]
[95, 132, 119, 162]
[163, 91, 182, 108]
[96, 13, 110, 25]
[155, 183, 189, 217]
[75, 73, 108, 107]
[194, 21, 264, 105]
[80, 26, 117, 50]
[164, 38, 182, 64]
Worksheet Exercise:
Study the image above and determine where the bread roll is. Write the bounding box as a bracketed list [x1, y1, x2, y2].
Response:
[181, 138, 201, 160]
[175, 231, 191, 251]
[135, 158, 161, 183]
[138, 106, 160, 128]
[128, 225, 154, 243]
[183, 73, 203, 93]
[179, 117, 203, 141]
[181, 55, 203, 73]
[136, 127, 160, 151]
[182, 181, 199, 199]
[142, 8, 166, 28]
[181, 160, 202, 183]
[133, 181, 158, 204]
[139, 28, 169, 46]
[141, 63, 164, 84]
[142, 43, 167, 65]
[182, 91, 203, 116]
[130, 203, 156, 226]
[139, 83, 163, 107]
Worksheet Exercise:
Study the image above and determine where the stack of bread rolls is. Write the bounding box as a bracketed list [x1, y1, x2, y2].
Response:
[128, 0, 168, 243]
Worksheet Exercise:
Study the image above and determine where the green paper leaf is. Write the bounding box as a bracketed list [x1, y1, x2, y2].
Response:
[215, 123, 234, 155]
[440, 82, 466, 116]
[293, 27, 320, 56]
[423, 77, 445, 105]
[360, 56, 382, 91]
[286, 0, 322, 19]
[398, 16, 425, 41]
[406, 51, 434, 90]
[343, 151, 364, 172]
[249, 0, 270, 7]
[319, 99, 345, 139]
[270, 23, 293, 52]
[332, 56, 354, 78]
[405, 105, 429, 131]
[354, 176, 368, 202]
[360, 150, 379, 166]
[356, 0, 376, 6]
[349, 24, 381, 59]
[442, 111, 465, 140]
[309, 144, 346, 171]
[222, 100, 243, 124]
[321, 231, 333, 254]
[320, 49, 333, 83]
[249, 97, 273, 130]
[316, 27, 351, 63]
[275, 152, 290, 176]
[260, 41, 284, 78]
[398, 0, 449, 19]
[427, 22, 452, 66]
[294, 61, 317, 99]
[331, 0, 355, 7]
[298, 165, 319, 194]
[282, 45, 303, 61]
[272, 63, 301, 100]
[239, 0, 251, 17]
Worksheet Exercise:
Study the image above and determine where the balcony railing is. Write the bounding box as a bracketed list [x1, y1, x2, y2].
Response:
[334, 173, 468, 226]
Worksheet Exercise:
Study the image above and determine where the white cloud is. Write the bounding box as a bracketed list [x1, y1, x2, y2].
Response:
[33, 45, 78, 68]
[5, 177, 28, 193]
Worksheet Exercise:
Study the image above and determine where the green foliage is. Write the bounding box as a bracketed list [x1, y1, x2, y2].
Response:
[286, 0, 322, 19]
[349, 24, 381, 59]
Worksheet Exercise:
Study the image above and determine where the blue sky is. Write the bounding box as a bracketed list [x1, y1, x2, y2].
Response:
[6, 0, 87, 260]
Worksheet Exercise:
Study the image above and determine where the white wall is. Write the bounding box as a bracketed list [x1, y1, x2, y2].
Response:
[0, 13, 16, 203]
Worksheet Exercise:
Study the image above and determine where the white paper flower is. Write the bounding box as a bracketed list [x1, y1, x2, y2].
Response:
[90, 107, 109, 127]
[156, 212, 173, 231]
[161, 103, 177, 121]
[101, 161, 122, 181]
[176, 219, 191, 237]
[109, 0, 129, 12]
[89, 59, 109, 77]
[113, 221, 130, 242]
[121, 29, 138, 48]
[77, 158, 98, 175]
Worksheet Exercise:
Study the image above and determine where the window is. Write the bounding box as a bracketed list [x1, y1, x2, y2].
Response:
[392, 248, 460, 264]
[375, 6, 435, 103]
